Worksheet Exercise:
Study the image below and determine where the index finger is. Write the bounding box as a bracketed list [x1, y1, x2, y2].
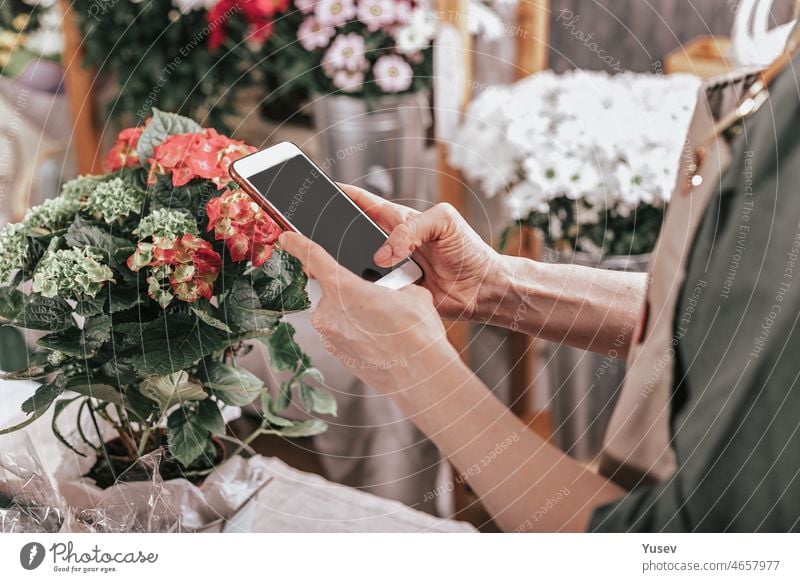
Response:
[278, 231, 360, 291]
[338, 183, 417, 231]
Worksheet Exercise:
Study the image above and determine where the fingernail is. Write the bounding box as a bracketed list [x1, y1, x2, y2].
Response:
[374, 244, 392, 263]
[278, 232, 287, 245]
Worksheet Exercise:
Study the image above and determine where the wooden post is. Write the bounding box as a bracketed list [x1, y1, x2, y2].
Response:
[435, 0, 472, 360]
[59, 0, 102, 174]
[508, 0, 550, 436]
[515, 0, 550, 80]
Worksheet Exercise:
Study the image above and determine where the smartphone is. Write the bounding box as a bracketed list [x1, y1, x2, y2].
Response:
[229, 142, 423, 289]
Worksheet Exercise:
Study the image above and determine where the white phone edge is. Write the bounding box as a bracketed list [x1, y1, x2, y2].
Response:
[230, 141, 423, 290]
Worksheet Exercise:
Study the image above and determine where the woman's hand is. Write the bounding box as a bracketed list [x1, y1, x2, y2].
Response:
[341, 185, 501, 321]
[278, 230, 460, 393]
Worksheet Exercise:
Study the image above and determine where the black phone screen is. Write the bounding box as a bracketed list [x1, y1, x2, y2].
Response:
[247, 154, 394, 281]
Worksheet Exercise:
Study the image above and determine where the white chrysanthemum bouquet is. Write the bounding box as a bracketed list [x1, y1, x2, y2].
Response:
[449, 70, 700, 257]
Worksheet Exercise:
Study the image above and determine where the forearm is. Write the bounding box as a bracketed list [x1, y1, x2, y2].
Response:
[476, 255, 647, 358]
[391, 346, 626, 532]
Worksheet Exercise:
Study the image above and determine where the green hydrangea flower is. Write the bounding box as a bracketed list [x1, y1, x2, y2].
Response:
[47, 350, 68, 366]
[24, 196, 82, 231]
[0, 223, 27, 284]
[32, 247, 114, 299]
[61, 174, 104, 202]
[87, 177, 144, 223]
[135, 209, 198, 240]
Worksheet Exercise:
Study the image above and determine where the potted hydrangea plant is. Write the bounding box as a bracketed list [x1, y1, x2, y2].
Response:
[0, 109, 334, 488]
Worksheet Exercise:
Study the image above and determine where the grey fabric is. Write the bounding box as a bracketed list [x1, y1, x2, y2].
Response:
[592, 52, 800, 531]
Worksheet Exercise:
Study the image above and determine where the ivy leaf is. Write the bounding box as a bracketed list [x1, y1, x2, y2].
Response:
[20, 376, 66, 416]
[131, 314, 229, 376]
[140, 370, 207, 412]
[199, 359, 264, 406]
[166, 404, 214, 467]
[265, 322, 308, 372]
[13, 294, 75, 331]
[299, 382, 337, 416]
[259, 393, 295, 428]
[136, 108, 202, 164]
[0, 287, 24, 322]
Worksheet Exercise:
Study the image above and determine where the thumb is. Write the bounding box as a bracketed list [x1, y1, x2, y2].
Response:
[373, 203, 457, 267]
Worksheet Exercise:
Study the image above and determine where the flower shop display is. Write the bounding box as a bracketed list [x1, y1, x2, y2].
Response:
[73, 0, 289, 128]
[0, 0, 63, 89]
[0, 109, 335, 491]
[263, 1, 436, 201]
[264, 0, 434, 100]
[449, 69, 701, 258]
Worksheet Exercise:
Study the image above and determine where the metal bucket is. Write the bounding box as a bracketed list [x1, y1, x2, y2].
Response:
[548, 252, 651, 462]
[311, 92, 431, 207]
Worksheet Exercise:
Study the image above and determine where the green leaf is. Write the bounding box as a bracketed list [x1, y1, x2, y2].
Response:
[221, 278, 281, 339]
[254, 251, 310, 312]
[75, 294, 106, 317]
[0, 287, 24, 321]
[140, 370, 207, 412]
[65, 216, 135, 265]
[108, 285, 143, 313]
[20, 376, 66, 416]
[265, 322, 308, 372]
[136, 108, 202, 164]
[199, 359, 263, 406]
[0, 352, 52, 381]
[259, 393, 296, 428]
[13, 294, 74, 331]
[190, 305, 232, 334]
[166, 404, 214, 467]
[37, 315, 112, 358]
[299, 382, 337, 416]
[196, 398, 225, 436]
[131, 314, 229, 377]
[64, 376, 124, 407]
[265, 419, 328, 438]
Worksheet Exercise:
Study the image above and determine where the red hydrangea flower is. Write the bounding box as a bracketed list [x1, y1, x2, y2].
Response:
[208, 0, 290, 50]
[106, 126, 144, 171]
[206, 189, 282, 267]
[127, 234, 222, 306]
[148, 129, 256, 189]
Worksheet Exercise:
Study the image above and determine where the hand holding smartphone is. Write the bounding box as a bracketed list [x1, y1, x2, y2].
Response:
[229, 142, 423, 289]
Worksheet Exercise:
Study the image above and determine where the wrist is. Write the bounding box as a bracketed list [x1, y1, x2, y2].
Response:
[389, 338, 471, 409]
[473, 254, 539, 327]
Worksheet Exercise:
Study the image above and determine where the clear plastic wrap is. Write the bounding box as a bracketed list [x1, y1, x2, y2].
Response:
[0, 433, 274, 533]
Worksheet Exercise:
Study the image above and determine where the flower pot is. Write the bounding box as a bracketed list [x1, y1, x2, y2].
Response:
[86, 435, 227, 490]
[311, 92, 431, 206]
[547, 252, 651, 462]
